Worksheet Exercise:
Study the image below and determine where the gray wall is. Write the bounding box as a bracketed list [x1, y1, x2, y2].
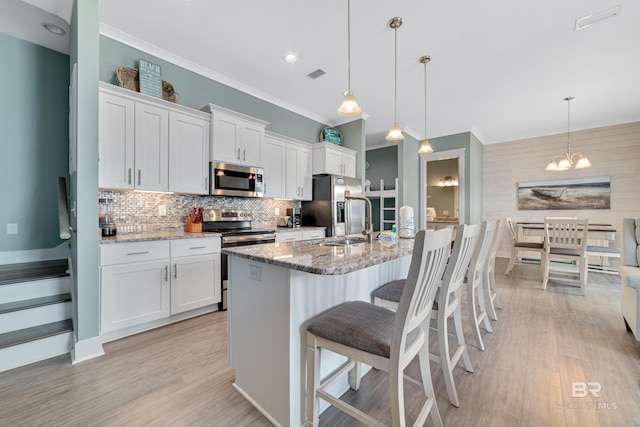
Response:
[0, 33, 69, 252]
[100, 36, 326, 144]
[366, 146, 398, 186]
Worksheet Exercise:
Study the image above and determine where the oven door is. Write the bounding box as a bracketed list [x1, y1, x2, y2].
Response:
[209, 162, 264, 197]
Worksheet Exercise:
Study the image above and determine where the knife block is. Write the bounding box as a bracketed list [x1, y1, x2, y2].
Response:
[185, 217, 202, 233]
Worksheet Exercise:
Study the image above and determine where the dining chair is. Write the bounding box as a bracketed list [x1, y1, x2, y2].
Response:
[371, 223, 481, 407]
[504, 217, 546, 276]
[542, 218, 589, 295]
[305, 228, 452, 427]
[483, 218, 505, 321]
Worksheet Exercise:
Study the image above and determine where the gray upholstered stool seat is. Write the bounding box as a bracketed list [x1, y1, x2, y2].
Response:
[307, 300, 419, 358]
[371, 279, 443, 310]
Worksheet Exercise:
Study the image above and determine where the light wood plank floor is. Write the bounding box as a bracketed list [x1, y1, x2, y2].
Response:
[1, 259, 639, 426]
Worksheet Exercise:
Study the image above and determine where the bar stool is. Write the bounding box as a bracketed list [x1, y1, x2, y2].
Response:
[305, 229, 452, 427]
[371, 223, 481, 407]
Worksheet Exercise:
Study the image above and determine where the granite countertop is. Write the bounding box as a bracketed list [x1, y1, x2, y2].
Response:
[222, 237, 414, 275]
[100, 229, 221, 244]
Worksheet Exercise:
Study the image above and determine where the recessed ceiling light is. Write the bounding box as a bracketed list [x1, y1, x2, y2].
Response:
[41, 22, 66, 36]
[284, 54, 297, 63]
[575, 5, 621, 31]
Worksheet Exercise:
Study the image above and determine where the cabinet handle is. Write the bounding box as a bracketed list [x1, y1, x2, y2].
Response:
[205, 177, 208, 190]
[190, 246, 207, 249]
[128, 168, 132, 185]
[126, 251, 150, 255]
[243, 149, 246, 161]
[164, 265, 168, 282]
[237, 148, 241, 160]
[174, 263, 178, 279]
[138, 169, 142, 186]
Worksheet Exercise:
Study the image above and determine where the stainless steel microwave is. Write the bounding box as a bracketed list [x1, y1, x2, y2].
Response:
[209, 162, 264, 197]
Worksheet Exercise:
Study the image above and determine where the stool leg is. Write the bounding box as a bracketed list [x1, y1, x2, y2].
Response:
[306, 334, 320, 427]
[454, 303, 474, 373]
[438, 305, 459, 407]
[467, 281, 485, 351]
[418, 328, 444, 427]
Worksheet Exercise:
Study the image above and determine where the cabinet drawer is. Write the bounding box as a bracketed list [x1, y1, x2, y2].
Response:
[302, 229, 325, 240]
[276, 231, 303, 242]
[171, 237, 221, 257]
[100, 241, 170, 266]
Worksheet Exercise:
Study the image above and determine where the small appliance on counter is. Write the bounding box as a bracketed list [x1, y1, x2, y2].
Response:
[277, 215, 292, 227]
[287, 208, 302, 228]
[99, 198, 117, 237]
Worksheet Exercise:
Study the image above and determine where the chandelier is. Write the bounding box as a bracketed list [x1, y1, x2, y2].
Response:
[545, 96, 591, 171]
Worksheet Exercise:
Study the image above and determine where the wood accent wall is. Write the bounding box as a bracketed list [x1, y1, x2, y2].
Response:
[483, 121, 640, 258]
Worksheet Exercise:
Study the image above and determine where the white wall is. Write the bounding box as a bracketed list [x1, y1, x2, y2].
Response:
[483, 121, 640, 258]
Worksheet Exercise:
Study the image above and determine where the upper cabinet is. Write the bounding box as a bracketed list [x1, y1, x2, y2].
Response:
[98, 83, 210, 195]
[286, 141, 312, 201]
[312, 142, 357, 178]
[262, 133, 287, 199]
[202, 104, 269, 167]
[264, 131, 312, 200]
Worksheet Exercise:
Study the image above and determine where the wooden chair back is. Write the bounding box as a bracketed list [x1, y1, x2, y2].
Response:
[544, 218, 588, 251]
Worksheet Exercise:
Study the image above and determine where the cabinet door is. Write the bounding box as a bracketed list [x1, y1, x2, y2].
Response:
[262, 136, 286, 198]
[297, 145, 313, 201]
[169, 112, 210, 194]
[99, 92, 135, 190]
[324, 147, 343, 176]
[275, 231, 303, 242]
[240, 123, 263, 165]
[135, 102, 169, 191]
[171, 253, 221, 314]
[101, 259, 170, 333]
[341, 152, 357, 178]
[285, 145, 300, 199]
[211, 113, 239, 163]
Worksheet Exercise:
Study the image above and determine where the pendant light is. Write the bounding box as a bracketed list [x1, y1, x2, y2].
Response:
[418, 55, 433, 154]
[337, 0, 361, 116]
[545, 96, 592, 171]
[386, 17, 404, 141]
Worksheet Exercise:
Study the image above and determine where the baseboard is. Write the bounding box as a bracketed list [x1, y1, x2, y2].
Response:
[71, 335, 105, 364]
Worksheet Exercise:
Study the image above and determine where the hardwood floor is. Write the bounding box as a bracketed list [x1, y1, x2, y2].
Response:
[1, 259, 639, 426]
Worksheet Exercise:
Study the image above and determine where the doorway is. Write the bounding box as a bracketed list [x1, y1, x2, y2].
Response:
[419, 148, 465, 229]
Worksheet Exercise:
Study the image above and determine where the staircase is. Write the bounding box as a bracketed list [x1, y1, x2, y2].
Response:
[0, 258, 74, 373]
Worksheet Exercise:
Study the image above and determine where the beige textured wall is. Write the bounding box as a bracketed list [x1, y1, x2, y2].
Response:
[483, 121, 640, 258]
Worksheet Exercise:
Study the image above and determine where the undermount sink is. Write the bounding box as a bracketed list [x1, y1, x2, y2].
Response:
[312, 237, 367, 246]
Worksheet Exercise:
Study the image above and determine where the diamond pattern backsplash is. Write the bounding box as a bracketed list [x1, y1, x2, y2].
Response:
[99, 191, 300, 232]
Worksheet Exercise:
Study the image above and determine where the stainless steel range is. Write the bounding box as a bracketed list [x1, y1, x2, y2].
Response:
[203, 209, 275, 310]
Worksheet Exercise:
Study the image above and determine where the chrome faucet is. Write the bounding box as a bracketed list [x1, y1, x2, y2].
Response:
[344, 191, 374, 243]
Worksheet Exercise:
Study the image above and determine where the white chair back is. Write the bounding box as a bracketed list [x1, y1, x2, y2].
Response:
[544, 218, 588, 250]
[392, 228, 452, 358]
[443, 223, 481, 296]
[505, 217, 517, 242]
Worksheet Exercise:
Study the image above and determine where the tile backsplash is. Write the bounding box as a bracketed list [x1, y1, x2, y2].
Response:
[99, 191, 300, 232]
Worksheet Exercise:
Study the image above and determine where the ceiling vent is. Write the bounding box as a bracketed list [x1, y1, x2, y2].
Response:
[307, 69, 327, 79]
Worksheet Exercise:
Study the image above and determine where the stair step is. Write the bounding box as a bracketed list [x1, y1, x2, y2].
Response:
[0, 293, 71, 315]
[0, 259, 69, 286]
[0, 319, 73, 350]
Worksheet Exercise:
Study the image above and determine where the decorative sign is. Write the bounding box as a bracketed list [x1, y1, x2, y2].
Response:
[138, 58, 162, 98]
[517, 176, 611, 210]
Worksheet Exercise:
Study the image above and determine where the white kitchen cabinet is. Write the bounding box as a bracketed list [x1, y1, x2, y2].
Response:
[100, 241, 171, 334]
[302, 229, 325, 240]
[203, 104, 269, 166]
[100, 237, 221, 336]
[170, 238, 221, 314]
[286, 141, 313, 200]
[99, 91, 135, 190]
[99, 83, 211, 195]
[168, 111, 210, 194]
[311, 142, 358, 178]
[262, 133, 287, 198]
[275, 229, 325, 242]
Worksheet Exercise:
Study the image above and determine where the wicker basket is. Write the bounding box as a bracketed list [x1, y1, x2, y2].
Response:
[115, 66, 180, 103]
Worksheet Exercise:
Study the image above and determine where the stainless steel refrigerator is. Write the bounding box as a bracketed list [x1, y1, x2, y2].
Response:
[302, 174, 366, 237]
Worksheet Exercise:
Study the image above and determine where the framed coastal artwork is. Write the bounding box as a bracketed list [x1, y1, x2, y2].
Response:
[517, 176, 611, 210]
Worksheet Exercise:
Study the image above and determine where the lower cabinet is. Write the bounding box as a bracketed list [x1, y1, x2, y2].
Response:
[275, 229, 325, 243]
[100, 237, 221, 336]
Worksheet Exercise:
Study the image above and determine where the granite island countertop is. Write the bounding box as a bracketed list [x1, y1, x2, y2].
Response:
[222, 237, 415, 275]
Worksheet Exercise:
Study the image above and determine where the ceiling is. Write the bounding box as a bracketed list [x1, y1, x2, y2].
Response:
[3, 0, 640, 148]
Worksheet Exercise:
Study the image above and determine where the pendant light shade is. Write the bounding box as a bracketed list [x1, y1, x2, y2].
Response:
[545, 96, 591, 171]
[337, 0, 361, 116]
[418, 55, 433, 154]
[386, 17, 404, 141]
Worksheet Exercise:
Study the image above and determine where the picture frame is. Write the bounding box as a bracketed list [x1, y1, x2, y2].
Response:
[517, 176, 611, 210]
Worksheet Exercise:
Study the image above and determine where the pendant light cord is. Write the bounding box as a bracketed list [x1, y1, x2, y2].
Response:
[566, 96, 571, 155]
[347, 0, 352, 92]
[393, 25, 398, 124]
[423, 60, 427, 137]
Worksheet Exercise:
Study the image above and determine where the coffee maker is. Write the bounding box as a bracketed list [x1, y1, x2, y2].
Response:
[287, 207, 302, 228]
[99, 198, 117, 237]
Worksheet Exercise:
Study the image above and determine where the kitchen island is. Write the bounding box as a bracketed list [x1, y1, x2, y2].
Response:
[223, 237, 414, 426]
